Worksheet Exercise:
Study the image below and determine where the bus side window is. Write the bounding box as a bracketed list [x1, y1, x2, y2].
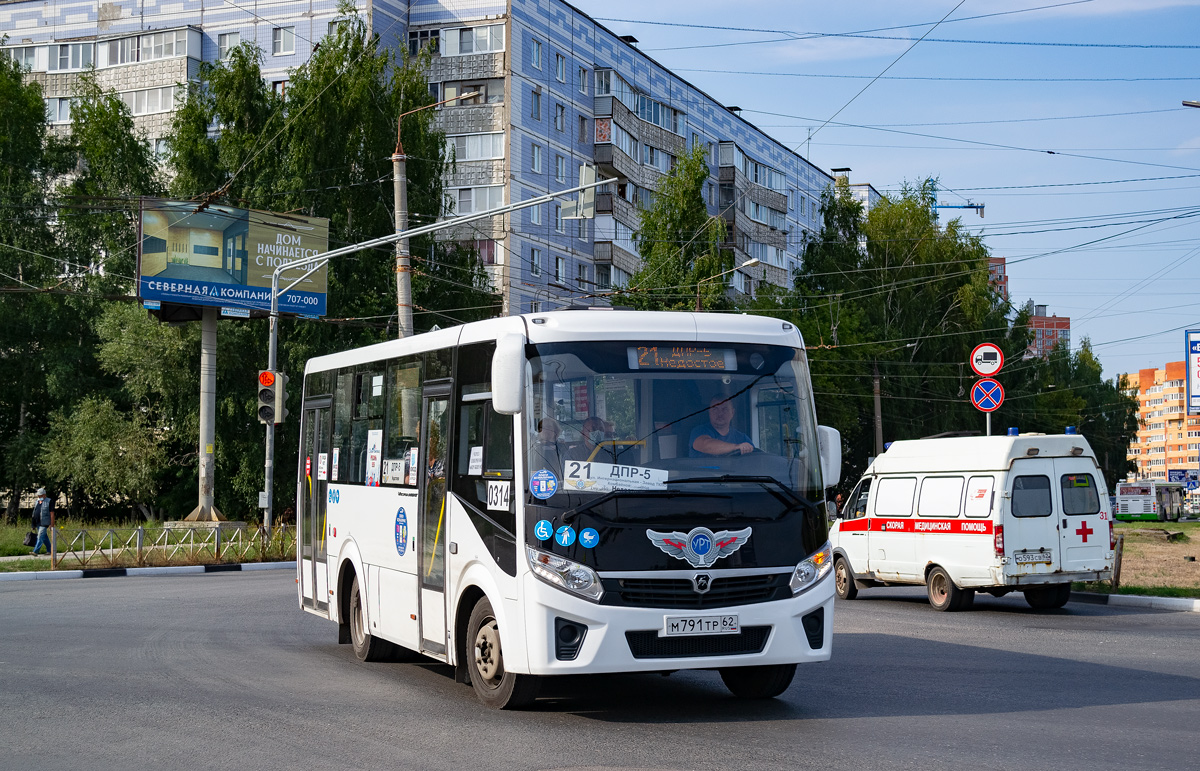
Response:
[384, 356, 422, 485]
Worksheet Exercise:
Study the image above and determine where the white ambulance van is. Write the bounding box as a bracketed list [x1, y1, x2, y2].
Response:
[829, 434, 1114, 611]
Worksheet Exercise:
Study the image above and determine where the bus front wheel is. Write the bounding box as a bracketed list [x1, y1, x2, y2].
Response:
[349, 575, 392, 662]
[719, 664, 796, 699]
[466, 597, 540, 709]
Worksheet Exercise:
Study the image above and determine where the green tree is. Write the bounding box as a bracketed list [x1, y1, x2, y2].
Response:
[618, 145, 727, 311]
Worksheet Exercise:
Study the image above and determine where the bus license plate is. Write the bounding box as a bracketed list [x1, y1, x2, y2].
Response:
[1014, 551, 1052, 564]
[662, 614, 739, 637]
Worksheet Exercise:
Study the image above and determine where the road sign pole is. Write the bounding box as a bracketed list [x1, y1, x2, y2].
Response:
[986, 412, 991, 437]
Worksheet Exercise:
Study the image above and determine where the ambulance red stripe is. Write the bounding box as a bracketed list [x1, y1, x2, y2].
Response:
[837, 518, 994, 534]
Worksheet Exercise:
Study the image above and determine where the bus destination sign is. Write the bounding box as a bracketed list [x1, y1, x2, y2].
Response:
[627, 346, 737, 371]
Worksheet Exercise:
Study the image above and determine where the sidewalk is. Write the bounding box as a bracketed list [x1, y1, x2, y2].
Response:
[0, 561, 295, 581]
[1070, 591, 1200, 613]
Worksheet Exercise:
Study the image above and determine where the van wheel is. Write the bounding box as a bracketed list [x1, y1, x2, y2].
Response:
[720, 664, 796, 699]
[926, 567, 969, 612]
[834, 558, 858, 600]
[349, 575, 392, 662]
[1024, 583, 1071, 609]
[466, 597, 540, 709]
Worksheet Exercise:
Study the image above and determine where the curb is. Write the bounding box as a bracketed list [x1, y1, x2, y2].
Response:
[0, 561, 296, 582]
[1071, 591, 1200, 613]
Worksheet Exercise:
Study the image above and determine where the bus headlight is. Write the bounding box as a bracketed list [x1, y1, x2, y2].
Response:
[790, 542, 833, 595]
[526, 547, 604, 602]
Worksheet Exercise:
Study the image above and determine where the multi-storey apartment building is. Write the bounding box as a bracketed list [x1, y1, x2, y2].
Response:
[1122, 361, 1200, 483]
[2, 0, 832, 314]
[988, 257, 1009, 303]
[1027, 303, 1071, 358]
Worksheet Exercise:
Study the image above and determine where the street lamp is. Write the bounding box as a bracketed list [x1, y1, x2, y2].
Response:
[393, 91, 480, 339]
[1184, 100, 1200, 108]
[695, 258, 760, 311]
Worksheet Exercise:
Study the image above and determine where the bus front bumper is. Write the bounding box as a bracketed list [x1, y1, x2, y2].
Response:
[518, 571, 835, 676]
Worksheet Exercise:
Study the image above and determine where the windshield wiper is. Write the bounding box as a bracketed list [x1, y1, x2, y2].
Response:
[666, 475, 814, 509]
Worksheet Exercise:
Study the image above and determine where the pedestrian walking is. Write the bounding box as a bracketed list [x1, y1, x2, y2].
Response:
[30, 488, 53, 556]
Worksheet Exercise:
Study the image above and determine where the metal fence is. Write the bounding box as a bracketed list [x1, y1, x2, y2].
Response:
[46, 524, 296, 570]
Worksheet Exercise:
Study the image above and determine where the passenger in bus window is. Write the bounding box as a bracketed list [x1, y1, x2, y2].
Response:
[565, 415, 617, 462]
[690, 395, 755, 457]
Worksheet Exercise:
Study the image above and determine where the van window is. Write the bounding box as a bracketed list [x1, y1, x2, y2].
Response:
[1012, 475, 1052, 517]
[848, 478, 871, 519]
[964, 476, 994, 518]
[918, 476, 963, 517]
[1061, 474, 1100, 515]
[874, 477, 916, 517]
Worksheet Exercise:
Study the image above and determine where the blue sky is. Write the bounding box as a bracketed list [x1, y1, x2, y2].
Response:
[578, 0, 1200, 379]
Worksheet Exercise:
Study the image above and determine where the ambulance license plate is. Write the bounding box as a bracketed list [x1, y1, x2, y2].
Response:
[1014, 551, 1052, 564]
[662, 614, 739, 637]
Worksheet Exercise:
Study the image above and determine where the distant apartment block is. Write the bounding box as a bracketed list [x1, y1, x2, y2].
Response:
[988, 257, 1009, 302]
[1, 0, 834, 315]
[1122, 361, 1200, 482]
[1027, 303, 1070, 358]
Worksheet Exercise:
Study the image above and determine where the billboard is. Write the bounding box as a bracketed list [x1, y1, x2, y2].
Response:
[1188, 329, 1200, 416]
[139, 200, 329, 316]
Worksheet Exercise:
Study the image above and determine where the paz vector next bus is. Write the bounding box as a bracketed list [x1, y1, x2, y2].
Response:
[295, 310, 842, 708]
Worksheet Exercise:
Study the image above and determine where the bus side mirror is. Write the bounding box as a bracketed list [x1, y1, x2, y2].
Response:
[491, 333, 527, 415]
[817, 425, 841, 488]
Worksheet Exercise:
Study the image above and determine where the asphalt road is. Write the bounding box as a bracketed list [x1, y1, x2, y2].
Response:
[3, 573, 1198, 771]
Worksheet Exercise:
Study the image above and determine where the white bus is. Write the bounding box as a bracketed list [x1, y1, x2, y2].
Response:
[1114, 480, 1184, 522]
[295, 310, 841, 708]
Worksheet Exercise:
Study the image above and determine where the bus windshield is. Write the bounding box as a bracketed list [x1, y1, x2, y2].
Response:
[525, 341, 824, 510]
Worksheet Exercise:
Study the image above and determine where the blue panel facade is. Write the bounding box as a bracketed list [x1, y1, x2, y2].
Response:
[3, 0, 831, 318]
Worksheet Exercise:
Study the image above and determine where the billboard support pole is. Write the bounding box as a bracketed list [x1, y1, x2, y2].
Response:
[262, 175, 614, 528]
[184, 307, 224, 521]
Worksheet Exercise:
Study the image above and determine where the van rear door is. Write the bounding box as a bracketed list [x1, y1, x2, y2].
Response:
[1004, 459, 1060, 576]
[1056, 461, 1109, 573]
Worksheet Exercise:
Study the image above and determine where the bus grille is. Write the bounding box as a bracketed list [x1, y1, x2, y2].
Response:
[603, 573, 789, 609]
[625, 626, 771, 659]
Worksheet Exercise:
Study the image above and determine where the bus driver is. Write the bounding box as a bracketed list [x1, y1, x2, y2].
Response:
[690, 395, 755, 457]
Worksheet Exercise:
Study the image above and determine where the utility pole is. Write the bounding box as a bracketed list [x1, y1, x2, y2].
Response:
[873, 361, 884, 457]
[392, 91, 479, 339]
[184, 306, 223, 521]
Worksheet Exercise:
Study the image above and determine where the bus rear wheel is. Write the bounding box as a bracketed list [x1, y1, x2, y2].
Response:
[349, 575, 393, 662]
[926, 567, 971, 611]
[834, 557, 858, 600]
[466, 597, 540, 709]
[719, 664, 796, 699]
[1024, 583, 1071, 610]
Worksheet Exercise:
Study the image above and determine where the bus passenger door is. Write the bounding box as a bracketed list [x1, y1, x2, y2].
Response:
[418, 384, 452, 657]
[299, 399, 332, 614]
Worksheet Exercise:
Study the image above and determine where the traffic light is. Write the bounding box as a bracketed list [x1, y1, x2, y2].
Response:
[274, 372, 289, 424]
[257, 370, 277, 424]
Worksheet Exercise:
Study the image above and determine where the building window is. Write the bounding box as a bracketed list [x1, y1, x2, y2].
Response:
[119, 86, 176, 116]
[578, 115, 588, 143]
[577, 218, 587, 242]
[447, 132, 504, 161]
[555, 53, 565, 82]
[50, 43, 93, 71]
[529, 300, 542, 313]
[530, 248, 542, 277]
[272, 27, 295, 56]
[408, 29, 439, 56]
[554, 205, 564, 233]
[443, 79, 504, 105]
[44, 97, 76, 124]
[273, 80, 288, 98]
[474, 239, 496, 265]
[4, 47, 38, 70]
[450, 186, 504, 216]
[530, 202, 541, 226]
[531, 143, 542, 173]
[218, 32, 240, 61]
[530, 38, 542, 69]
[578, 65, 587, 94]
[576, 263, 588, 289]
[596, 264, 611, 290]
[108, 36, 139, 65]
[531, 89, 541, 120]
[452, 24, 505, 55]
[555, 256, 566, 283]
[555, 103, 565, 132]
[152, 138, 170, 158]
[555, 154, 565, 183]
